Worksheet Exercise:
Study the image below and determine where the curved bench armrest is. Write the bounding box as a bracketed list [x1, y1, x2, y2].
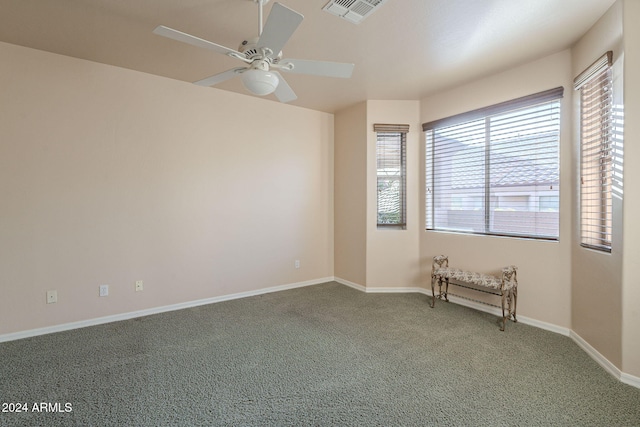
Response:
[432, 255, 449, 275]
[501, 265, 518, 290]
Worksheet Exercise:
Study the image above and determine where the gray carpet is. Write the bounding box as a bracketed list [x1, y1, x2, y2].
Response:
[1, 282, 639, 426]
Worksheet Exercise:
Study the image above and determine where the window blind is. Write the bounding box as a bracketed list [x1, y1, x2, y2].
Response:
[424, 88, 563, 239]
[576, 52, 614, 252]
[376, 126, 407, 228]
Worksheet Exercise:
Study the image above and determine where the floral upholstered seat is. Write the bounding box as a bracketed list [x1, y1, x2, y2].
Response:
[432, 266, 517, 291]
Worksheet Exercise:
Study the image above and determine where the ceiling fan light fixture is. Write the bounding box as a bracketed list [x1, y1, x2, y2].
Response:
[154, 1, 352, 103]
[241, 69, 279, 96]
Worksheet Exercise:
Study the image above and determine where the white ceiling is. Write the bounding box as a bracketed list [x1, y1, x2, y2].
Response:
[0, 0, 616, 113]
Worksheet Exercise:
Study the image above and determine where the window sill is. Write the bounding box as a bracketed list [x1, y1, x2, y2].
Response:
[377, 224, 406, 230]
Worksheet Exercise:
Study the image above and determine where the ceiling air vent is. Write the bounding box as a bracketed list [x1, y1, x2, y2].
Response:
[323, 0, 388, 24]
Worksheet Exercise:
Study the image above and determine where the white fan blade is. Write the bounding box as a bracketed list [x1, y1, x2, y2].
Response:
[194, 67, 247, 87]
[272, 71, 297, 103]
[278, 59, 354, 78]
[153, 25, 247, 61]
[257, 3, 303, 59]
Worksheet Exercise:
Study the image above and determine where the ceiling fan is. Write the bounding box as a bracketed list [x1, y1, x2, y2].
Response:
[153, 0, 355, 103]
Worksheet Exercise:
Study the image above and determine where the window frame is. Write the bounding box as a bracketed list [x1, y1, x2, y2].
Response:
[423, 87, 564, 240]
[375, 124, 409, 229]
[575, 51, 615, 253]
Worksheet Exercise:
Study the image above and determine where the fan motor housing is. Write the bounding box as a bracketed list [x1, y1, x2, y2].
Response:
[239, 37, 282, 61]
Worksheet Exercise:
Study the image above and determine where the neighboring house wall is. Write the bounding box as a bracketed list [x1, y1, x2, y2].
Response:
[334, 102, 368, 286]
[571, 0, 624, 370]
[0, 41, 335, 336]
[419, 50, 574, 329]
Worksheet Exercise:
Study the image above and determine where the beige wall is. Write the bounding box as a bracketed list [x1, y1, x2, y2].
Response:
[621, 0, 640, 378]
[571, 1, 624, 368]
[366, 100, 421, 288]
[334, 100, 422, 289]
[419, 50, 574, 328]
[334, 102, 367, 286]
[0, 41, 334, 336]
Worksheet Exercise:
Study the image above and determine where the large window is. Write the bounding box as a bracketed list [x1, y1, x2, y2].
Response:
[375, 124, 408, 228]
[424, 88, 563, 239]
[575, 51, 617, 252]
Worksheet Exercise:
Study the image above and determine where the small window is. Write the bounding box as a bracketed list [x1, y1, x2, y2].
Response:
[375, 124, 408, 228]
[575, 52, 617, 252]
[424, 87, 563, 240]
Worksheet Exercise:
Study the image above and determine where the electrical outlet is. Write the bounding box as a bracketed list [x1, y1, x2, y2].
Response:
[135, 280, 143, 292]
[46, 290, 57, 304]
[295, 259, 300, 269]
[99, 285, 109, 297]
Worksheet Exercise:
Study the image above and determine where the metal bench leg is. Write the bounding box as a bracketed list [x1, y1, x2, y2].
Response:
[430, 275, 436, 308]
[431, 276, 449, 306]
[500, 292, 507, 331]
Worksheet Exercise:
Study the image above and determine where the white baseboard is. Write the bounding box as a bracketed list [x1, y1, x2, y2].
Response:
[570, 330, 623, 381]
[425, 292, 571, 336]
[333, 277, 366, 292]
[621, 372, 640, 389]
[0, 277, 333, 343]
[569, 331, 640, 389]
[333, 277, 427, 295]
[516, 314, 571, 336]
[364, 286, 425, 293]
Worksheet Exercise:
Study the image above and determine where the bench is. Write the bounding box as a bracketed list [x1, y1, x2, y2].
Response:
[430, 255, 518, 331]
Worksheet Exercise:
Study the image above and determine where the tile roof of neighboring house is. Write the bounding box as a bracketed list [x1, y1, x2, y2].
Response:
[437, 133, 559, 189]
